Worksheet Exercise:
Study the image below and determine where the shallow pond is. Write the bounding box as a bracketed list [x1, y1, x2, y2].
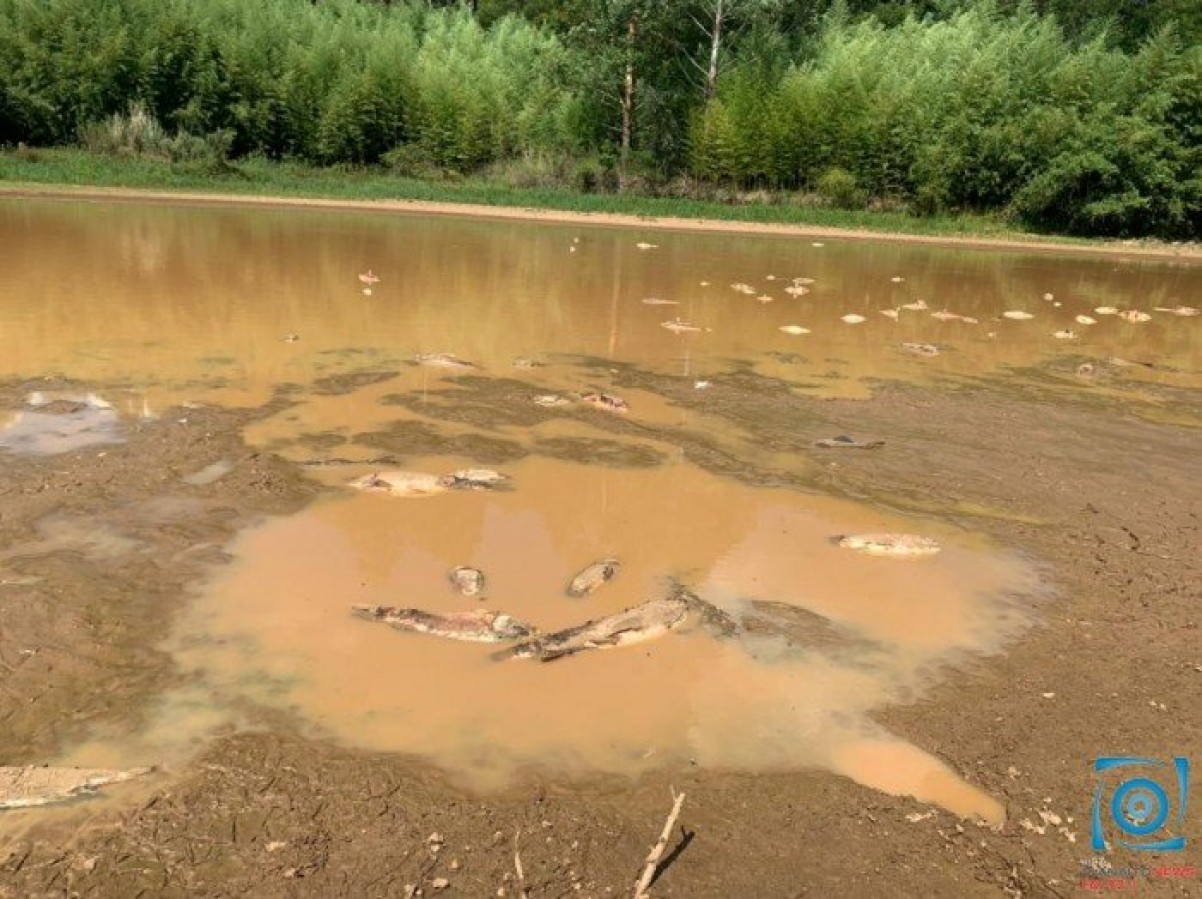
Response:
[2, 196, 1198, 824]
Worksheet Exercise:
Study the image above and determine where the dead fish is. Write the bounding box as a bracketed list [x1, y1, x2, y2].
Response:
[755, 295, 774, 303]
[661, 318, 702, 333]
[352, 606, 533, 643]
[1053, 329, 1077, 340]
[359, 270, 380, 286]
[840, 314, 866, 324]
[581, 392, 629, 414]
[930, 310, 977, 324]
[1094, 306, 1119, 316]
[838, 533, 941, 557]
[283, 333, 300, 343]
[533, 394, 570, 407]
[508, 597, 688, 662]
[901, 299, 929, 312]
[793, 277, 816, 285]
[414, 353, 478, 370]
[891, 276, 905, 283]
[1118, 310, 1151, 323]
[880, 308, 901, 320]
[350, 471, 447, 497]
[440, 469, 510, 490]
[1075, 315, 1097, 325]
[635, 242, 658, 250]
[1003, 310, 1034, 320]
[814, 436, 885, 450]
[1154, 305, 1199, 317]
[449, 566, 485, 597]
[512, 357, 544, 370]
[779, 325, 810, 335]
[1107, 356, 1156, 369]
[901, 342, 940, 357]
[1043, 292, 1054, 301]
[784, 285, 810, 296]
[0, 766, 154, 810]
[566, 559, 620, 597]
[641, 297, 679, 306]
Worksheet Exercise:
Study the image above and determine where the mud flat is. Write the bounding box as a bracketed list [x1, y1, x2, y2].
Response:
[0, 197, 1198, 896]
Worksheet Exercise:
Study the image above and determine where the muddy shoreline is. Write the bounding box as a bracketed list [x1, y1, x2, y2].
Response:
[3, 184, 1200, 263]
[0, 368, 1197, 897]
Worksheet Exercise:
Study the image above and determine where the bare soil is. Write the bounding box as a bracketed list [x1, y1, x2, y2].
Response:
[0, 369, 1198, 898]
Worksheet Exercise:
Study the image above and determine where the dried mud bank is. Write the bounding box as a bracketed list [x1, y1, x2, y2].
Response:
[3, 184, 1201, 262]
[1, 372, 1199, 898]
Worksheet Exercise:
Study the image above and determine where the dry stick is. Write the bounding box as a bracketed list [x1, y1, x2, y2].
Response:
[514, 828, 529, 899]
[634, 789, 687, 899]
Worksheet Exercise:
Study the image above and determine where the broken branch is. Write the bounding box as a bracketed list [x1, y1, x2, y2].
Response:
[634, 789, 686, 898]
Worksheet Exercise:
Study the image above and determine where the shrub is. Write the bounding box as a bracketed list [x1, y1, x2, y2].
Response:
[816, 166, 867, 209]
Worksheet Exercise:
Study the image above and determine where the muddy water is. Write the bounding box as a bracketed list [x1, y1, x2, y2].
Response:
[1, 196, 1195, 823]
[148, 454, 1038, 824]
[1, 198, 1199, 413]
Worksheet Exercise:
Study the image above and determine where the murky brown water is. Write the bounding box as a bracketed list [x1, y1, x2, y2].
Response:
[2, 196, 1198, 824]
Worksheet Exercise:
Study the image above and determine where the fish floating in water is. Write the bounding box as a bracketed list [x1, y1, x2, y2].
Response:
[507, 597, 688, 662]
[779, 325, 810, 336]
[414, 353, 478, 371]
[840, 314, 866, 324]
[901, 299, 929, 312]
[642, 297, 679, 306]
[1075, 315, 1097, 325]
[566, 559, 620, 597]
[1003, 310, 1034, 320]
[441, 469, 510, 490]
[661, 318, 702, 333]
[813, 436, 885, 449]
[512, 357, 545, 370]
[1053, 329, 1077, 340]
[756, 295, 775, 303]
[533, 394, 571, 408]
[891, 276, 905, 283]
[351, 469, 509, 496]
[1094, 306, 1119, 316]
[350, 471, 448, 497]
[1, 766, 155, 810]
[1154, 305, 1199, 317]
[358, 270, 380, 286]
[730, 283, 757, 295]
[880, 308, 901, 320]
[581, 392, 629, 414]
[635, 242, 658, 250]
[930, 310, 978, 324]
[784, 285, 810, 297]
[1118, 310, 1151, 323]
[449, 566, 486, 597]
[901, 342, 940, 357]
[353, 606, 534, 643]
[837, 533, 941, 557]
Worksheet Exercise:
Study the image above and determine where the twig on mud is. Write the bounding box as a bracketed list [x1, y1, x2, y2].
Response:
[634, 788, 686, 899]
[514, 828, 529, 899]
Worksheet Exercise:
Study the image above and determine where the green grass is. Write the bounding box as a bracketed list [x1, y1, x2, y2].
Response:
[0, 147, 1105, 245]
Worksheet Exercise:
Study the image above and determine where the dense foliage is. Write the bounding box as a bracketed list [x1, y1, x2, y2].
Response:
[1, 0, 1198, 237]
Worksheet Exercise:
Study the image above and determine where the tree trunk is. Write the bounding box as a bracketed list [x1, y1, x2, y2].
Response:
[705, 0, 725, 101]
[620, 16, 637, 191]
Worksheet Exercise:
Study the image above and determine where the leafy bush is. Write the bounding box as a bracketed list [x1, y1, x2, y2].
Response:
[816, 167, 867, 209]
